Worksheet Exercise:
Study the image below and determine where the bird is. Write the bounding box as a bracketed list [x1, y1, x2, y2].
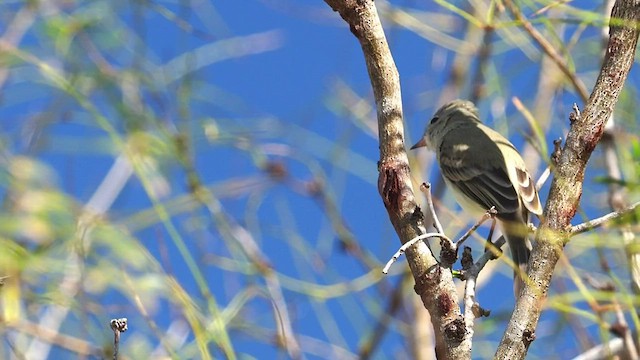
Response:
[411, 99, 542, 297]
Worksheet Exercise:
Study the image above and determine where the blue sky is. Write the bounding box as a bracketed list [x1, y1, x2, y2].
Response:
[1, 1, 638, 359]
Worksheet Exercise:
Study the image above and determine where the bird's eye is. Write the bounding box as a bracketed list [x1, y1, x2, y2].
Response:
[430, 116, 439, 125]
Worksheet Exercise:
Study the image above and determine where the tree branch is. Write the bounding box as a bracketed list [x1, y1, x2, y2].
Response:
[323, 1, 469, 358]
[504, 0, 590, 102]
[496, 1, 640, 358]
[570, 201, 640, 236]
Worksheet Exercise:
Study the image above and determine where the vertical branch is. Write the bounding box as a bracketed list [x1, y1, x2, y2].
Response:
[110, 318, 128, 360]
[599, 0, 640, 296]
[496, 1, 640, 358]
[469, 27, 494, 104]
[323, 1, 469, 358]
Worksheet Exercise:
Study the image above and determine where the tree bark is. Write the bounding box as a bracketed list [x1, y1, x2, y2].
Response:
[496, 1, 640, 358]
[323, 1, 470, 359]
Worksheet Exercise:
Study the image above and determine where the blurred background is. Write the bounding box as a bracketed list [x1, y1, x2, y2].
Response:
[0, 0, 639, 359]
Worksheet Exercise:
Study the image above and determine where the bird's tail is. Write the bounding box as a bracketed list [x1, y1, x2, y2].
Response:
[507, 232, 532, 298]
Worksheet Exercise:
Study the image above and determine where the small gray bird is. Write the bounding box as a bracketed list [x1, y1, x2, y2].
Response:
[411, 100, 542, 297]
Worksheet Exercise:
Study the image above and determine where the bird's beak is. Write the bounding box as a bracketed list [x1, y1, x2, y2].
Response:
[410, 138, 427, 150]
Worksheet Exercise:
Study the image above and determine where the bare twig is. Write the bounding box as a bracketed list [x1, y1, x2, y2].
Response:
[551, 137, 563, 167]
[503, 0, 590, 103]
[483, 220, 499, 258]
[531, 0, 573, 17]
[420, 183, 444, 234]
[570, 201, 640, 236]
[477, 236, 508, 271]
[110, 318, 128, 360]
[459, 236, 507, 345]
[462, 270, 479, 342]
[571, 338, 625, 360]
[535, 167, 551, 191]
[456, 207, 497, 248]
[382, 233, 453, 274]
[611, 302, 638, 360]
[418, 182, 458, 266]
[384, 206, 498, 274]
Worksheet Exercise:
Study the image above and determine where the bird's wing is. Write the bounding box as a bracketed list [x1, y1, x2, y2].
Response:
[514, 166, 542, 216]
[439, 152, 521, 216]
[494, 136, 543, 216]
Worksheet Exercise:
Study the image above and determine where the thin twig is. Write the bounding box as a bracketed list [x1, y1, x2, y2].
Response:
[420, 183, 445, 234]
[474, 236, 507, 275]
[462, 272, 478, 341]
[456, 207, 497, 248]
[611, 301, 638, 359]
[571, 338, 625, 360]
[503, 0, 590, 103]
[460, 236, 505, 345]
[419, 182, 458, 267]
[570, 201, 640, 236]
[110, 318, 128, 360]
[570, 103, 581, 122]
[384, 206, 499, 273]
[535, 167, 551, 191]
[552, 137, 563, 167]
[484, 220, 499, 257]
[382, 233, 453, 274]
[531, 0, 573, 17]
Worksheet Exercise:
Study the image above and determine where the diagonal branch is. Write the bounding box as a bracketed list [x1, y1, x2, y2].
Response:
[504, 0, 590, 102]
[323, 1, 469, 358]
[570, 201, 640, 236]
[496, 1, 640, 358]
